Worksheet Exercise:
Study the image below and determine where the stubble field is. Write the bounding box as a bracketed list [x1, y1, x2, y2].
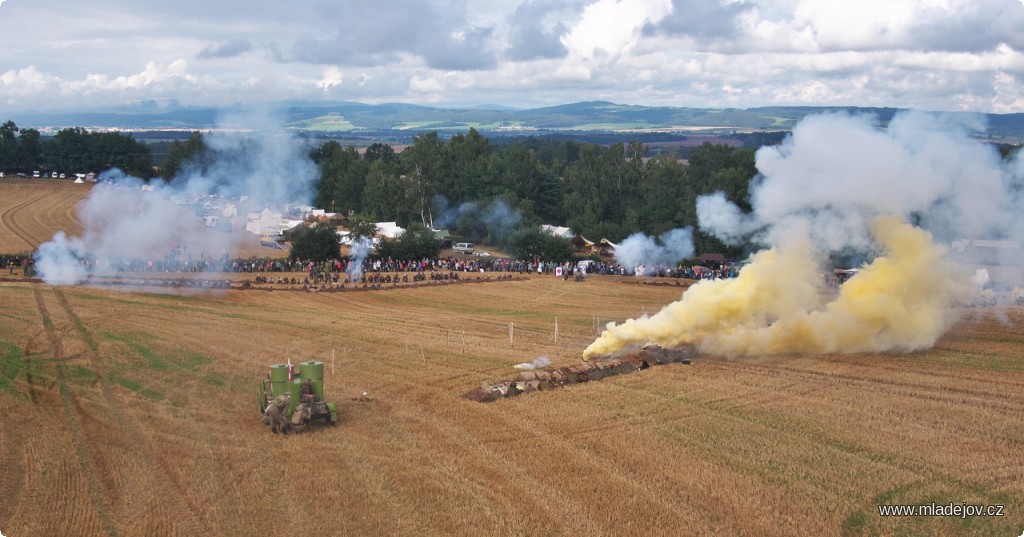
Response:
[1, 178, 1022, 536]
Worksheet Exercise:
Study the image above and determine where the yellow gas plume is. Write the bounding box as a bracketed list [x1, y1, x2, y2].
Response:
[584, 216, 964, 358]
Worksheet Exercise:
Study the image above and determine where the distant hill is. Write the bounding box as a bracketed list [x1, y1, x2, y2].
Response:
[7, 100, 1024, 140]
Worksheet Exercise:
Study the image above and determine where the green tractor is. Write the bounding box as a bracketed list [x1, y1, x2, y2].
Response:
[258, 360, 338, 433]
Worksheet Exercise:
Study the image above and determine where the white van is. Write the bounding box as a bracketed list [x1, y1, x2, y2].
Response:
[453, 242, 475, 254]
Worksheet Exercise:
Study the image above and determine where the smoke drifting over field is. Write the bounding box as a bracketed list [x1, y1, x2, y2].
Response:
[586, 112, 1022, 358]
[346, 237, 374, 281]
[514, 356, 551, 370]
[614, 227, 695, 269]
[34, 111, 318, 286]
[433, 196, 523, 245]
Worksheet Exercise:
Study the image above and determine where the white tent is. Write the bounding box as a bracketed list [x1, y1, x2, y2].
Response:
[540, 224, 574, 239]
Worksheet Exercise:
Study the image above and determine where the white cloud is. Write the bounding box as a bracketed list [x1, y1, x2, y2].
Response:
[0, 0, 1023, 112]
[0, 66, 57, 104]
[562, 0, 673, 61]
[318, 66, 343, 92]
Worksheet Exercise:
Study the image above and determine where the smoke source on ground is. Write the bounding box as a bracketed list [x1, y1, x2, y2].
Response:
[34, 110, 318, 286]
[586, 111, 1021, 358]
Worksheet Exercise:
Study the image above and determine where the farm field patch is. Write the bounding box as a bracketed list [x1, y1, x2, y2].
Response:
[0, 181, 1022, 536]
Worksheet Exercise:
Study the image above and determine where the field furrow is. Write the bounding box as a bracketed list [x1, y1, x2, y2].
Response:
[1, 180, 1022, 536]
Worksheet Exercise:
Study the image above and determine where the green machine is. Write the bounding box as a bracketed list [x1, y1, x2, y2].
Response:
[258, 360, 339, 427]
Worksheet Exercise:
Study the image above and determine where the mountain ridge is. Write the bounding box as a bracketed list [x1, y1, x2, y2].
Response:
[5, 101, 1023, 139]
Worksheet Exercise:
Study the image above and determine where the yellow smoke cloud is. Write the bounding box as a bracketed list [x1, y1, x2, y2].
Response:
[584, 216, 964, 358]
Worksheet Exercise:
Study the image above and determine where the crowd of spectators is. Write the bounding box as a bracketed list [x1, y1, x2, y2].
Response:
[5, 247, 745, 283]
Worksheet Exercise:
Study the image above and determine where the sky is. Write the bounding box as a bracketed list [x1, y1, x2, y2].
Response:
[2, 0, 1024, 114]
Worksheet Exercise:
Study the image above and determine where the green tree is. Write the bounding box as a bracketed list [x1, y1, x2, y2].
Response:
[640, 153, 688, 233]
[346, 218, 378, 240]
[161, 132, 206, 180]
[0, 121, 19, 169]
[561, 144, 606, 234]
[364, 142, 398, 163]
[507, 227, 575, 261]
[312, 142, 366, 214]
[400, 132, 446, 226]
[40, 127, 152, 178]
[375, 223, 440, 260]
[361, 159, 404, 222]
[16, 128, 42, 171]
[93, 131, 153, 177]
[445, 128, 494, 201]
[289, 224, 341, 261]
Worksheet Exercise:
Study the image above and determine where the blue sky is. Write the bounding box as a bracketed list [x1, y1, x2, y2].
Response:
[2, 0, 1023, 113]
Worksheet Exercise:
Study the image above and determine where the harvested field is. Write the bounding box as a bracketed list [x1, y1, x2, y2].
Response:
[1, 180, 1023, 536]
[0, 178, 288, 258]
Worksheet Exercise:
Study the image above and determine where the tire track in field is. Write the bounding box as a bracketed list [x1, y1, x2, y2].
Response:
[1, 190, 50, 251]
[22, 341, 39, 404]
[53, 288, 214, 536]
[35, 287, 119, 537]
[736, 361, 1024, 414]
[0, 427, 25, 527]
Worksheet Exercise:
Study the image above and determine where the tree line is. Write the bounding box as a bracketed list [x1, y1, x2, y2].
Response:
[4, 118, 763, 259]
[296, 129, 759, 258]
[0, 121, 154, 178]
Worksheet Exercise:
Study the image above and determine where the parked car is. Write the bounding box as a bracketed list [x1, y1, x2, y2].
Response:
[453, 242, 475, 254]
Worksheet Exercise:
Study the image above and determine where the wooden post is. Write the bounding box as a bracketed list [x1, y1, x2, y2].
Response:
[509, 322, 514, 347]
[555, 316, 559, 342]
[332, 348, 335, 376]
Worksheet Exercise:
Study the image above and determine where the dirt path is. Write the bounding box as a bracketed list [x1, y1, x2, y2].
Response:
[35, 287, 119, 536]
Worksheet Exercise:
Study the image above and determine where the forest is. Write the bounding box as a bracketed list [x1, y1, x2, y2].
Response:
[0, 121, 154, 179]
[300, 130, 759, 257]
[2, 119, 770, 257]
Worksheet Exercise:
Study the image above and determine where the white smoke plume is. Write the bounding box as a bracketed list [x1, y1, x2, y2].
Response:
[346, 237, 374, 281]
[170, 109, 317, 204]
[433, 196, 523, 244]
[33, 109, 319, 286]
[586, 111, 1022, 359]
[699, 112, 1017, 251]
[514, 356, 552, 370]
[614, 227, 695, 271]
